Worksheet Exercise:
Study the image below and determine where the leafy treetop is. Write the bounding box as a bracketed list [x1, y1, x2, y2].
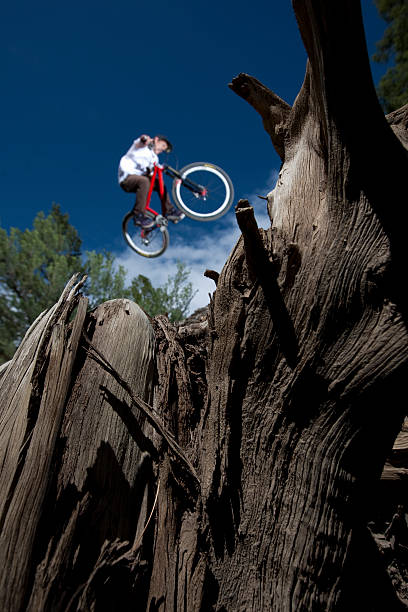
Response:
[373, 0, 408, 112]
[0, 204, 197, 363]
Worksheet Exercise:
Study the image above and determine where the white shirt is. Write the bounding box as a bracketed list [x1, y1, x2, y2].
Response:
[118, 138, 158, 183]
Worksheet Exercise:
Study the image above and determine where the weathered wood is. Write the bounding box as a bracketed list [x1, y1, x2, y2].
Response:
[196, 3, 408, 609]
[0, 275, 87, 610]
[382, 418, 408, 481]
[229, 73, 291, 161]
[387, 104, 408, 151]
[141, 2, 408, 610]
[146, 315, 207, 611]
[0, 282, 157, 611]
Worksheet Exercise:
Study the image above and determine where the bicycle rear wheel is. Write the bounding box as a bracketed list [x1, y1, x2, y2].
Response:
[171, 162, 234, 221]
[122, 211, 169, 258]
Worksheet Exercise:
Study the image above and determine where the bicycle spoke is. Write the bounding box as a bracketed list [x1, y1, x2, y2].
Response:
[174, 166, 232, 219]
[122, 212, 168, 257]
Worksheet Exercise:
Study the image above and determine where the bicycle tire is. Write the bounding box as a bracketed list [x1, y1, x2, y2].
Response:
[122, 211, 169, 258]
[171, 162, 234, 221]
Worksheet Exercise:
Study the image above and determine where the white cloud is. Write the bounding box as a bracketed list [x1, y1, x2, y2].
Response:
[116, 214, 240, 312]
[115, 169, 278, 313]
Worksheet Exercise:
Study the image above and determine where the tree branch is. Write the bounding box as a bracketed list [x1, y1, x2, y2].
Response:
[204, 269, 219, 286]
[235, 200, 298, 367]
[229, 73, 291, 161]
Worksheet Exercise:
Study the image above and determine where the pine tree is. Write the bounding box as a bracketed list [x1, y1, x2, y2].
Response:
[0, 204, 82, 362]
[0, 206, 195, 362]
[373, 0, 408, 112]
[130, 262, 196, 322]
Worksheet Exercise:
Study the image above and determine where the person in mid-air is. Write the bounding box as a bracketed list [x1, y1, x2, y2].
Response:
[118, 134, 185, 228]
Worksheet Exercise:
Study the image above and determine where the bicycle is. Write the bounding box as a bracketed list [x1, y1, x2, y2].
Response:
[122, 161, 234, 258]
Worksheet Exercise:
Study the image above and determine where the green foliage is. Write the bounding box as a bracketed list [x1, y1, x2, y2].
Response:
[373, 0, 408, 112]
[130, 262, 197, 322]
[0, 204, 83, 362]
[162, 263, 198, 321]
[84, 250, 131, 308]
[0, 206, 196, 363]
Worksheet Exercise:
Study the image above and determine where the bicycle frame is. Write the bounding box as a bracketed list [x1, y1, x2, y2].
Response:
[123, 159, 234, 257]
[144, 164, 166, 217]
[144, 164, 206, 217]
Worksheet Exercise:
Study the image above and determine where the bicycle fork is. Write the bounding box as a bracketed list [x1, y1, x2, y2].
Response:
[165, 166, 207, 199]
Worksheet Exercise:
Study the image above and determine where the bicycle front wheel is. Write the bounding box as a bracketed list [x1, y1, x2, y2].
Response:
[122, 211, 169, 258]
[172, 162, 234, 221]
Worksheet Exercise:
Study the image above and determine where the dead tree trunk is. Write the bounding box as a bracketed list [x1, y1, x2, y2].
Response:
[1, 1, 408, 610]
[0, 277, 159, 611]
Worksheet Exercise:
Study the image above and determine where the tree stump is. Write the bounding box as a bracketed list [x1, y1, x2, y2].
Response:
[1, 1, 408, 610]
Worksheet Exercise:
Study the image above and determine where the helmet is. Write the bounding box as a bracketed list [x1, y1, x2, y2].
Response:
[155, 134, 173, 153]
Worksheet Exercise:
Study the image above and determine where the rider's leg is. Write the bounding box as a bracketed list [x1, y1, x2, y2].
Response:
[153, 178, 172, 215]
[152, 179, 184, 221]
[120, 175, 150, 213]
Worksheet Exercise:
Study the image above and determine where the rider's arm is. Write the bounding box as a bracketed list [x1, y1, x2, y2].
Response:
[134, 134, 152, 148]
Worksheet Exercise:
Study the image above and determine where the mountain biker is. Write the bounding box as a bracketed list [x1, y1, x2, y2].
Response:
[118, 134, 185, 228]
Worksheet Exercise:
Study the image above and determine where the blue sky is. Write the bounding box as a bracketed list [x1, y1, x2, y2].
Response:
[1, 1, 388, 311]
